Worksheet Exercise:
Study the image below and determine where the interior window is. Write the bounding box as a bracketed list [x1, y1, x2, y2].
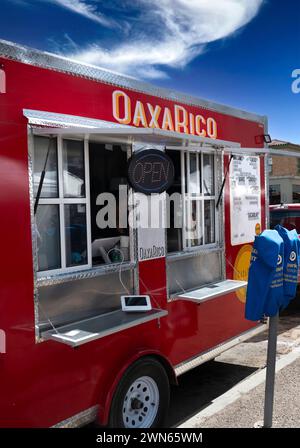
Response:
[36, 204, 61, 271]
[89, 143, 129, 266]
[269, 184, 281, 205]
[203, 153, 214, 196]
[64, 204, 87, 267]
[33, 136, 58, 198]
[293, 185, 300, 203]
[63, 139, 86, 198]
[189, 153, 200, 196]
[166, 150, 183, 253]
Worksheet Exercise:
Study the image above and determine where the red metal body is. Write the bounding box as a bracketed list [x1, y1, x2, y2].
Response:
[0, 53, 266, 427]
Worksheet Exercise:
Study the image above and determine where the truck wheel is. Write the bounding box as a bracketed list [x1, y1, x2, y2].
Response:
[109, 358, 170, 428]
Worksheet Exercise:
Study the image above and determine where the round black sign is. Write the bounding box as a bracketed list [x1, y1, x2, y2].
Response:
[128, 149, 175, 194]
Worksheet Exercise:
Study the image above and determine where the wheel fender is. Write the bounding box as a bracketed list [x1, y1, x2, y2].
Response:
[99, 350, 176, 426]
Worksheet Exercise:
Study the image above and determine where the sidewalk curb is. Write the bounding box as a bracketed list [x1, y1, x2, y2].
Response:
[178, 345, 300, 428]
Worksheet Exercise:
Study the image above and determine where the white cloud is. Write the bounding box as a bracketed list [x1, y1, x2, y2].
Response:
[29, 0, 262, 79]
[64, 0, 264, 79]
[48, 0, 116, 27]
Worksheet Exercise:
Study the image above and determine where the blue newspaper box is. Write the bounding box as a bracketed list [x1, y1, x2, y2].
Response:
[275, 225, 300, 309]
[245, 230, 284, 321]
[245, 228, 300, 321]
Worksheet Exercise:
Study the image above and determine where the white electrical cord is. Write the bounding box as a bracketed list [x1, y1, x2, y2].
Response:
[107, 247, 130, 294]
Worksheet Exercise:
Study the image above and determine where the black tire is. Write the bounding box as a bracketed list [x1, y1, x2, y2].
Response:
[109, 357, 170, 428]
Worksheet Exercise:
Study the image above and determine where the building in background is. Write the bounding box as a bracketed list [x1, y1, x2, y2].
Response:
[269, 140, 300, 205]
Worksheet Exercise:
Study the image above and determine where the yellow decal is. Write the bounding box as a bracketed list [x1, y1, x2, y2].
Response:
[255, 223, 261, 235]
[233, 244, 253, 303]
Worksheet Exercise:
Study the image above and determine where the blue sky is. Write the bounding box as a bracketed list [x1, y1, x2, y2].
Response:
[1, 0, 299, 142]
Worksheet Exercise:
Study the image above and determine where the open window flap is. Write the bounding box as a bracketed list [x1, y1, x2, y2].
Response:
[28, 108, 298, 157]
[23, 108, 124, 131]
[23, 108, 241, 149]
[42, 309, 168, 347]
[226, 147, 300, 158]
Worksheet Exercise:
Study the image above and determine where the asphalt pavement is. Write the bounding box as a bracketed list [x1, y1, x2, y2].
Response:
[195, 354, 300, 428]
[178, 313, 300, 428]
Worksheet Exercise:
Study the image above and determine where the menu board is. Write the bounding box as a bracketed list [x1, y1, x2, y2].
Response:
[230, 155, 261, 246]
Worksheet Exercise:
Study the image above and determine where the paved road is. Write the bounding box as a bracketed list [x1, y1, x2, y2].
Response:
[193, 354, 300, 428]
[168, 312, 300, 427]
[167, 359, 258, 427]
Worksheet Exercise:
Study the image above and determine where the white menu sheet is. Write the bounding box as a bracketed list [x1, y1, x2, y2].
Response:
[230, 155, 261, 246]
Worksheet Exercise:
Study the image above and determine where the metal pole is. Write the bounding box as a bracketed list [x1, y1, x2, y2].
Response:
[263, 314, 279, 428]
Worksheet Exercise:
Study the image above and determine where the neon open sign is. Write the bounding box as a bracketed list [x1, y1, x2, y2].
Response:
[128, 149, 174, 194]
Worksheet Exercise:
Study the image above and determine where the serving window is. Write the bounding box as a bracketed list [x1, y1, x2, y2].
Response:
[33, 136, 130, 277]
[166, 149, 218, 254]
[89, 141, 129, 266]
[166, 149, 223, 296]
[28, 120, 237, 340]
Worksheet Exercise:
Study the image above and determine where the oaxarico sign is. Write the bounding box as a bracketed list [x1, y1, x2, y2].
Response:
[112, 90, 218, 139]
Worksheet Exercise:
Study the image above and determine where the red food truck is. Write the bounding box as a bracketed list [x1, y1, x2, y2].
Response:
[0, 40, 269, 428]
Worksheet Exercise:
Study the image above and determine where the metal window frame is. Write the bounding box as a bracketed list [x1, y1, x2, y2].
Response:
[31, 131, 136, 283]
[165, 148, 222, 299]
[171, 148, 219, 253]
[27, 127, 136, 342]
[27, 111, 271, 313]
[35, 135, 92, 277]
[29, 114, 240, 270]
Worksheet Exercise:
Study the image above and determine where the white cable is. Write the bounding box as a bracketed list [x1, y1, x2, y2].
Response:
[225, 256, 245, 279]
[38, 301, 60, 335]
[107, 247, 130, 294]
[139, 276, 163, 310]
[174, 277, 187, 295]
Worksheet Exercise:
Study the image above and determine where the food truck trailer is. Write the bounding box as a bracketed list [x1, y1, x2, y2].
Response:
[0, 40, 269, 428]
